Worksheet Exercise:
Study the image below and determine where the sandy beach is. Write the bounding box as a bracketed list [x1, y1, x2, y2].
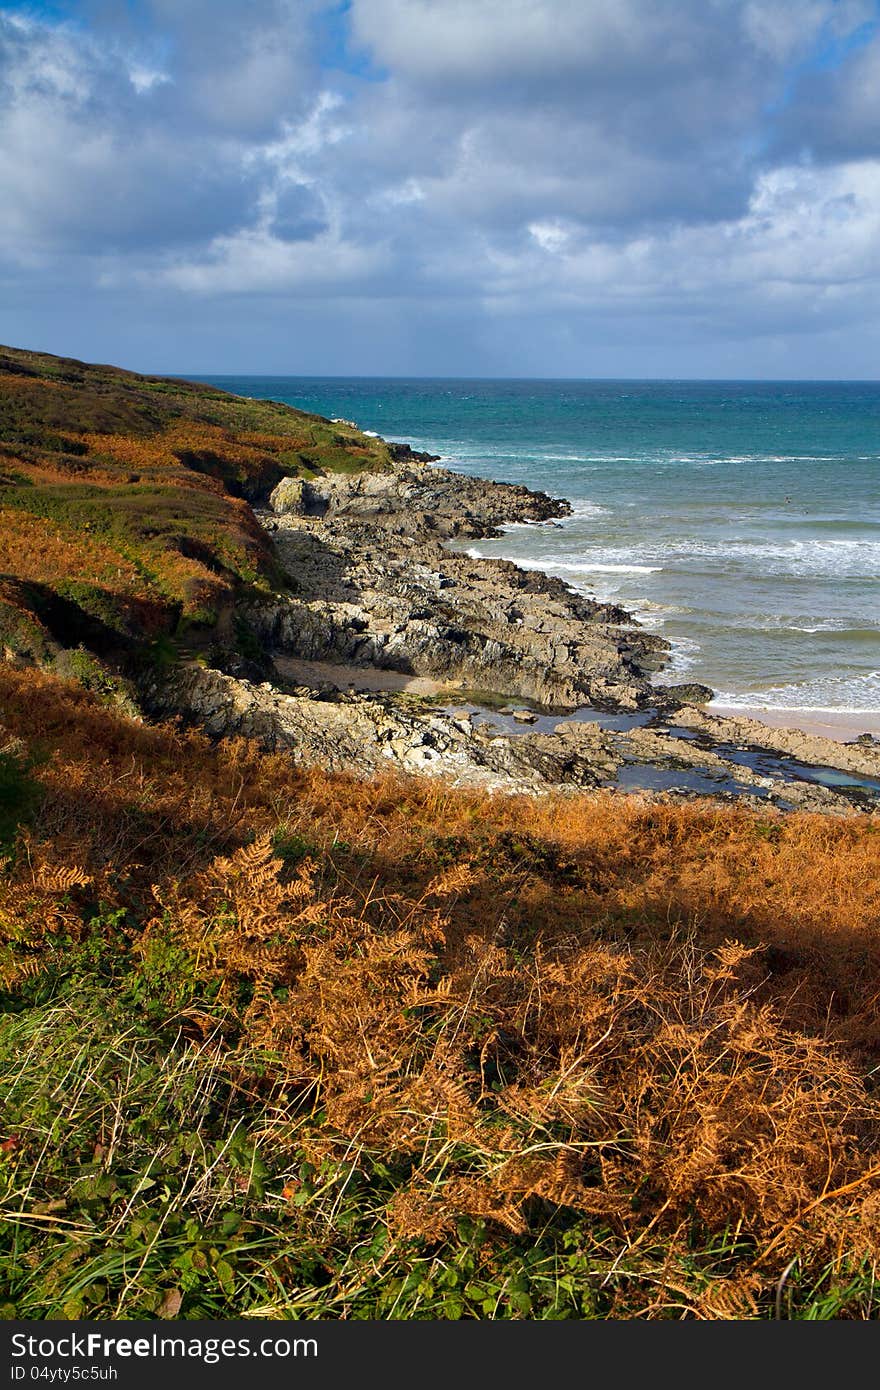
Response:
[274, 656, 452, 697]
[709, 705, 880, 743]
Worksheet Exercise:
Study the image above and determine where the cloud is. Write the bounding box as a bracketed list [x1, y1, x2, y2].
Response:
[493, 161, 880, 330]
[772, 24, 880, 161]
[0, 5, 320, 259]
[3, 0, 880, 374]
[146, 223, 388, 295]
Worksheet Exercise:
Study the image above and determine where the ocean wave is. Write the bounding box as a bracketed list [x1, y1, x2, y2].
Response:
[517, 537, 880, 580]
[658, 453, 841, 464]
[581, 562, 662, 574]
[564, 500, 611, 518]
[532, 453, 612, 464]
[786, 625, 880, 638]
[463, 550, 660, 576]
[520, 557, 660, 575]
[655, 635, 701, 677]
[735, 617, 880, 637]
[709, 670, 880, 713]
[710, 701, 880, 717]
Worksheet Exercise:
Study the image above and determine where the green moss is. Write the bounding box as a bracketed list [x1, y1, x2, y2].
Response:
[51, 647, 138, 711]
[0, 597, 55, 665]
[51, 580, 133, 636]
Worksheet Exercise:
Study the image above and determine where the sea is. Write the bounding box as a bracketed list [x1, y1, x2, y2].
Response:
[199, 377, 880, 716]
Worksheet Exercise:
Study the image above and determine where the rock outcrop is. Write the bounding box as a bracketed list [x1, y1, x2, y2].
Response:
[268, 457, 571, 538]
[251, 514, 665, 711]
[140, 664, 622, 793]
[139, 663, 869, 815]
[671, 705, 880, 780]
[136, 439, 879, 816]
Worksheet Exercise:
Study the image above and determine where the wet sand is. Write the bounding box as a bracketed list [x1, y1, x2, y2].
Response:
[274, 656, 457, 698]
[709, 705, 880, 744]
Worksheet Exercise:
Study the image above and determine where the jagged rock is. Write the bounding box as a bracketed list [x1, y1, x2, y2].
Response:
[138, 436, 876, 816]
[250, 514, 666, 711]
[138, 664, 620, 793]
[269, 477, 326, 517]
[672, 705, 880, 780]
[655, 682, 715, 706]
[268, 456, 569, 538]
[386, 442, 441, 464]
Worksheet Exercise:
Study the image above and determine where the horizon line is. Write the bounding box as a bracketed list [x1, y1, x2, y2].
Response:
[179, 372, 880, 385]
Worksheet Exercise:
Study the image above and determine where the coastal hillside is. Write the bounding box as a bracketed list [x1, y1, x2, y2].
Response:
[1, 347, 880, 1320]
[0, 344, 398, 682]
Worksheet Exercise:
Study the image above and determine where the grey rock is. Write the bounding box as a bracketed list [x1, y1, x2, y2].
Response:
[137, 441, 875, 816]
[249, 513, 665, 711]
[672, 705, 880, 780]
[268, 456, 569, 539]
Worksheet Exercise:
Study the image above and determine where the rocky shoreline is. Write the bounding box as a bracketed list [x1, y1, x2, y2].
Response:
[141, 446, 880, 815]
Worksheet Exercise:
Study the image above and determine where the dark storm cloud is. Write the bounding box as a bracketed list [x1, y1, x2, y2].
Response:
[770, 24, 880, 162]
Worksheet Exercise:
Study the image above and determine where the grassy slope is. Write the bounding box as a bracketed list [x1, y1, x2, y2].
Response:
[1, 665, 880, 1320]
[0, 345, 394, 680]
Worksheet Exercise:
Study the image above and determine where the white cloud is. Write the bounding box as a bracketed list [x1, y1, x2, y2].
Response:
[471, 160, 880, 331]
[529, 221, 571, 254]
[349, 0, 657, 81]
[4, 0, 880, 373]
[146, 226, 389, 295]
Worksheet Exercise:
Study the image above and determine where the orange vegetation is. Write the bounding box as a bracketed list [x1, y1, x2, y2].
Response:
[0, 346, 394, 662]
[2, 663, 880, 1317]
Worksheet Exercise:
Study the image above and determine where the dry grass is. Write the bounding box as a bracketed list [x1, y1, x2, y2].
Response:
[1, 664, 880, 1318]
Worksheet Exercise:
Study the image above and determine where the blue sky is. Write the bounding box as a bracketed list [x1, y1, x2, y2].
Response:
[3, 0, 880, 376]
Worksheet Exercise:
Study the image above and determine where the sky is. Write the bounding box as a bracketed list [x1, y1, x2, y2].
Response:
[2, 0, 880, 377]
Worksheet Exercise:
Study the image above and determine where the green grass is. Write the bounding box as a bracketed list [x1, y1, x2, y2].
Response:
[0, 978, 598, 1320]
[0, 345, 397, 462]
[2, 938, 876, 1320]
[0, 343, 400, 675]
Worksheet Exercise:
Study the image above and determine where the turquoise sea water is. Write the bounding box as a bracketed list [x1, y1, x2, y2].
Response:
[199, 378, 880, 714]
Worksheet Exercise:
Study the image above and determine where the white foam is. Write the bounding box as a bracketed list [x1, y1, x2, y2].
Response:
[565, 500, 611, 518]
[738, 618, 877, 634]
[479, 555, 662, 576]
[653, 635, 701, 678]
[710, 670, 880, 713]
[582, 562, 662, 574]
[786, 623, 880, 634]
[656, 453, 839, 465]
[570, 537, 880, 580]
[484, 533, 880, 579]
[711, 701, 880, 716]
[533, 453, 606, 464]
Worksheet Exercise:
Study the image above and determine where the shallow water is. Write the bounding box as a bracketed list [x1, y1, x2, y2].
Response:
[467, 705, 653, 735]
[615, 763, 763, 798]
[455, 701, 880, 804]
